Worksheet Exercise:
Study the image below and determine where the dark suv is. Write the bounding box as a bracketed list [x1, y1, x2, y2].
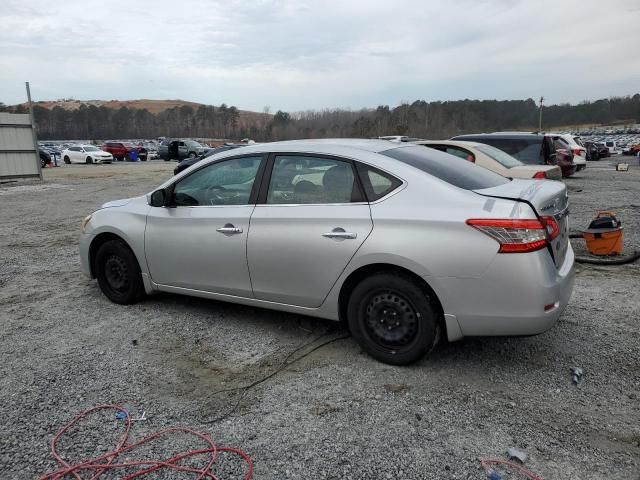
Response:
[158, 139, 208, 161]
[450, 133, 576, 177]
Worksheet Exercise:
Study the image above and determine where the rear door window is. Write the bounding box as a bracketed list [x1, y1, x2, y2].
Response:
[266, 155, 362, 204]
[381, 145, 509, 190]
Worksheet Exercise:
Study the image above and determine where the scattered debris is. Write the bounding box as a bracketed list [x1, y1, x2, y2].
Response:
[131, 339, 138, 346]
[571, 367, 584, 385]
[309, 403, 341, 416]
[616, 163, 629, 171]
[132, 410, 147, 421]
[486, 468, 503, 480]
[383, 383, 410, 393]
[507, 447, 528, 463]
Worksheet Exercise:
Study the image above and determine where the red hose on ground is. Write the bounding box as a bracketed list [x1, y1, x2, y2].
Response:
[40, 404, 253, 480]
[479, 457, 543, 479]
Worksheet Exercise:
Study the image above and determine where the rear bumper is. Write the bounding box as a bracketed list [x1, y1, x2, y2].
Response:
[431, 244, 575, 338]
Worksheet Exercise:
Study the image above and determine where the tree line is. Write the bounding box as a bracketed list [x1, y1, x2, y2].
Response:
[1, 94, 638, 141]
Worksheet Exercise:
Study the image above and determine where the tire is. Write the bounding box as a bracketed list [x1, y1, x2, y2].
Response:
[95, 239, 145, 304]
[125, 153, 132, 161]
[63, 156, 71, 164]
[347, 273, 440, 365]
[86, 157, 93, 164]
[188, 152, 197, 159]
[41, 157, 47, 168]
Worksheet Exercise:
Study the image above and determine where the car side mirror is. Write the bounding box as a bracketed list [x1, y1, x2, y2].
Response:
[149, 188, 168, 207]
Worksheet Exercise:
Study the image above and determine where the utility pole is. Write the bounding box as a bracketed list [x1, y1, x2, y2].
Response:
[538, 96, 544, 132]
[26, 81, 43, 180]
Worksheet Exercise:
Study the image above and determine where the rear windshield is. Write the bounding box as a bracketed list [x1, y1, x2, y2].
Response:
[474, 144, 522, 168]
[455, 136, 543, 165]
[381, 145, 509, 190]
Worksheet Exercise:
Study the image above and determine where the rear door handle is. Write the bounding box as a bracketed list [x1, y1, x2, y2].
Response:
[322, 227, 357, 240]
[216, 224, 243, 235]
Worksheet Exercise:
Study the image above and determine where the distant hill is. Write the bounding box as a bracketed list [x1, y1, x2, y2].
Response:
[25, 98, 268, 123]
[6, 94, 638, 141]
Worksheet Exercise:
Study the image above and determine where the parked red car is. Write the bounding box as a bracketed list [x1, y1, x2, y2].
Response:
[101, 142, 148, 161]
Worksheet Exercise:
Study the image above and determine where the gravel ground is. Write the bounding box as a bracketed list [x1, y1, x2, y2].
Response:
[0, 158, 638, 479]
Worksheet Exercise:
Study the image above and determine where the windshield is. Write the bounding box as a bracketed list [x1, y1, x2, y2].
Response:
[381, 145, 509, 190]
[474, 144, 523, 168]
[83, 146, 100, 152]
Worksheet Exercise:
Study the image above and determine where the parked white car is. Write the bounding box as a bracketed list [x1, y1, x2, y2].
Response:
[413, 140, 562, 180]
[62, 145, 113, 164]
[548, 134, 587, 171]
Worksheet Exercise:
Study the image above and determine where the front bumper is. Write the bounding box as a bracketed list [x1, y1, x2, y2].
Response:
[431, 243, 575, 338]
[79, 232, 94, 278]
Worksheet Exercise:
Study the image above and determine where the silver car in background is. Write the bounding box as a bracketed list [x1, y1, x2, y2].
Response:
[79, 139, 575, 365]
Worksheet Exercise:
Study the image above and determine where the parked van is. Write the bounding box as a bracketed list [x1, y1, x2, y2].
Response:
[603, 140, 619, 154]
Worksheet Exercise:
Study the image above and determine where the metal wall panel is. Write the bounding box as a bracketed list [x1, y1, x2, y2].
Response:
[0, 113, 40, 179]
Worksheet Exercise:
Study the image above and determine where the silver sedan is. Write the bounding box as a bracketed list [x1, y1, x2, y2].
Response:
[79, 139, 575, 365]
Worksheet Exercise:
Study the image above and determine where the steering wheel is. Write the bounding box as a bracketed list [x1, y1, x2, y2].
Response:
[205, 185, 228, 204]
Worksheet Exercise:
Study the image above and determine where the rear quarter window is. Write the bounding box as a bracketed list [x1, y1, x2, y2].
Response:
[355, 163, 402, 201]
[381, 145, 509, 190]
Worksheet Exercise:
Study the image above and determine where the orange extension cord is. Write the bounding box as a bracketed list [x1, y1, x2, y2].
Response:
[40, 405, 253, 480]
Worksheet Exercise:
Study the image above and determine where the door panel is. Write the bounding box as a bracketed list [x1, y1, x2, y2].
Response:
[144, 155, 263, 296]
[247, 154, 372, 308]
[145, 206, 254, 295]
[248, 204, 372, 307]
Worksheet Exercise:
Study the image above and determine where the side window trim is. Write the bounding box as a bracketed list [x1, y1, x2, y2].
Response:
[256, 152, 366, 205]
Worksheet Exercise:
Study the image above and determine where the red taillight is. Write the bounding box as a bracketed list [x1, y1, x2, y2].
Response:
[540, 215, 560, 240]
[533, 171, 547, 179]
[466, 219, 548, 253]
[466, 154, 475, 163]
[572, 148, 583, 157]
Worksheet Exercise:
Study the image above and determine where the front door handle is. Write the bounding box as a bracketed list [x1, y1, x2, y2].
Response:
[216, 224, 243, 235]
[322, 227, 357, 240]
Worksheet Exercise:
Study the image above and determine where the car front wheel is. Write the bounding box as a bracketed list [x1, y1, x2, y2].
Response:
[63, 156, 71, 164]
[347, 273, 440, 365]
[95, 239, 145, 304]
[86, 157, 93, 164]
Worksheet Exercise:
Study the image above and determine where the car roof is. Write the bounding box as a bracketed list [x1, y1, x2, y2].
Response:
[227, 138, 407, 155]
[453, 133, 545, 140]
[412, 139, 487, 148]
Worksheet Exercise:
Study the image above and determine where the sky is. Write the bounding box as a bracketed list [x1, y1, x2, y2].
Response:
[1, 0, 639, 112]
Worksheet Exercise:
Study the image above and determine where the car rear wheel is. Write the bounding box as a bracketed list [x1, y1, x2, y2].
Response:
[347, 273, 440, 365]
[188, 152, 197, 158]
[95, 239, 145, 304]
[63, 156, 71, 164]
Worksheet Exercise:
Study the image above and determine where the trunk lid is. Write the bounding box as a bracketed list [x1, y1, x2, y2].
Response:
[474, 179, 570, 268]
[508, 165, 562, 180]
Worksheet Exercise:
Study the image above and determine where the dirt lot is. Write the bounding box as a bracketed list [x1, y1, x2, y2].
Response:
[0, 159, 639, 479]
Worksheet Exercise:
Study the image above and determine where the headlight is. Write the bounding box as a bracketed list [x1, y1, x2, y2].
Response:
[81, 214, 93, 232]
